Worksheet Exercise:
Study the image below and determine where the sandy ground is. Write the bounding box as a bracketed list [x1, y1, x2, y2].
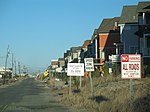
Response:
[48, 76, 150, 112]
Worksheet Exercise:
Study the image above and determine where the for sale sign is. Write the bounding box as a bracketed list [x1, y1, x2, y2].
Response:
[121, 54, 141, 79]
[67, 63, 84, 76]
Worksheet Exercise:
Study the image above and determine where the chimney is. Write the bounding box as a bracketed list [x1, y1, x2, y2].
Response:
[114, 22, 118, 30]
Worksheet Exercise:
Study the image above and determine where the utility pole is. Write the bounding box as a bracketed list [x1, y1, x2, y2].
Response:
[23, 65, 26, 74]
[3, 45, 10, 84]
[14, 59, 16, 76]
[18, 62, 21, 77]
[12, 53, 14, 79]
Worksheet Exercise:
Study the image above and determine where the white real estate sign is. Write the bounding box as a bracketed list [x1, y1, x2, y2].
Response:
[67, 63, 84, 76]
[121, 54, 141, 79]
[84, 58, 94, 72]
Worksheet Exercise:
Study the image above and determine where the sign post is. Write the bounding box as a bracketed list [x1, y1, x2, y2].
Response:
[79, 76, 82, 88]
[130, 78, 133, 107]
[84, 58, 94, 97]
[67, 63, 84, 95]
[121, 54, 141, 107]
[69, 75, 72, 95]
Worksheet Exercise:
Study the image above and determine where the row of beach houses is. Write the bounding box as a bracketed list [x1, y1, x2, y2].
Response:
[49, 1, 150, 74]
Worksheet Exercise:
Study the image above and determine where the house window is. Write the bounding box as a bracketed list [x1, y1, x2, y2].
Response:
[129, 46, 138, 54]
[139, 13, 143, 25]
[101, 51, 105, 59]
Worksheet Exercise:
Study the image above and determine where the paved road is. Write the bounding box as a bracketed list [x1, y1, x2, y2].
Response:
[0, 78, 74, 112]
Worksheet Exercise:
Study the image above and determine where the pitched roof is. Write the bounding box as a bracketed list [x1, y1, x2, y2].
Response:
[137, 1, 150, 12]
[51, 60, 58, 65]
[58, 58, 64, 61]
[91, 29, 98, 41]
[97, 18, 112, 33]
[82, 40, 91, 48]
[97, 17, 120, 33]
[70, 46, 82, 53]
[64, 53, 67, 58]
[66, 50, 71, 56]
[119, 5, 138, 24]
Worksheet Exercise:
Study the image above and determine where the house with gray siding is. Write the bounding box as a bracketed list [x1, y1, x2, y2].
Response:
[118, 1, 150, 65]
[80, 40, 92, 63]
[63, 46, 82, 71]
[58, 58, 65, 71]
[70, 46, 82, 63]
[135, 1, 150, 64]
[118, 5, 139, 54]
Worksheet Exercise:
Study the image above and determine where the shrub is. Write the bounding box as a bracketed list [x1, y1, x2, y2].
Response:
[112, 63, 120, 76]
[73, 77, 80, 91]
[102, 63, 110, 76]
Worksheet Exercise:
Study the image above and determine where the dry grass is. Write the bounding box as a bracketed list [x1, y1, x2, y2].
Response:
[50, 75, 150, 112]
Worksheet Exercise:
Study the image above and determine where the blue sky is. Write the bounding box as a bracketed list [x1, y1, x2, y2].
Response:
[0, 0, 145, 72]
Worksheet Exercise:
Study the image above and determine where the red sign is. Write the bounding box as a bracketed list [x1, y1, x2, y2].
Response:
[121, 54, 141, 79]
[121, 54, 129, 62]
